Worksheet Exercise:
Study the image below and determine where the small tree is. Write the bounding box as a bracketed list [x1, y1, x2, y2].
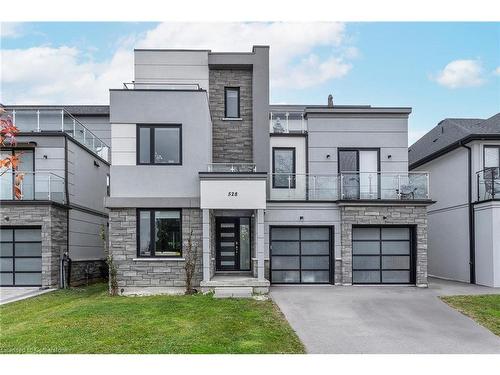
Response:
[0, 106, 24, 199]
[100, 225, 118, 296]
[184, 229, 199, 295]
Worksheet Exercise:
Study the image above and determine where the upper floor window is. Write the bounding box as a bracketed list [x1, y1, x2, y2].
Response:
[0, 149, 34, 200]
[484, 146, 500, 169]
[137, 124, 182, 165]
[224, 87, 240, 118]
[272, 147, 296, 188]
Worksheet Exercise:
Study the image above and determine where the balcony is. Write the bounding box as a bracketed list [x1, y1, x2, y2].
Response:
[123, 82, 202, 90]
[268, 172, 430, 201]
[6, 108, 110, 162]
[0, 171, 66, 204]
[206, 163, 257, 173]
[269, 111, 306, 134]
[477, 167, 500, 201]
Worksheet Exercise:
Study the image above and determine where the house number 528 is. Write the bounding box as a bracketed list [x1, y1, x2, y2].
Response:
[228, 192, 238, 197]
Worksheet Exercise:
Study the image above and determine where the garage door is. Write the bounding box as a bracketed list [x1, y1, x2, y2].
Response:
[352, 226, 414, 284]
[270, 226, 332, 284]
[0, 227, 42, 287]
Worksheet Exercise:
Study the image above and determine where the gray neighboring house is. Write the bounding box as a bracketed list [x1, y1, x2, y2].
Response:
[105, 46, 433, 296]
[1, 105, 110, 288]
[409, 114, 500, 287]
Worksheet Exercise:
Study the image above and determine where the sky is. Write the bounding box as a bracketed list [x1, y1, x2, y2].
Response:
[1, 22, 499, 145]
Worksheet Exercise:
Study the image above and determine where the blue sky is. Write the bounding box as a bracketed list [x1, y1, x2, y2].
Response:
[1, 22, 499, 144]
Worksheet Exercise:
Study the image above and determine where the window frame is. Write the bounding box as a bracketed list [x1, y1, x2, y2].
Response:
[0, 148, 35, 200]
[224, 87, 240, 119]
[136, 209, 183, 258]
[136, 124, 182, 166]
[483, 145, 500, 170]
[272, 147, 296, 189]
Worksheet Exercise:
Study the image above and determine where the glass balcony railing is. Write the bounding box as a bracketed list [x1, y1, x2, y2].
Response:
[477, 167, 500, 201]
[269, 111, 306, 133]
[6, 108, 110, 162]
[268, 172, 430, 201]
[206, 163, 257, 173]
[0, 171, 66, 204]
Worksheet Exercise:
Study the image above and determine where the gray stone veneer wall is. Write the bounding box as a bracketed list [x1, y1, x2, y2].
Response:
[69, 260, 107, 286]
[0, 203, 68, 288]
[340, 205, 428, 286]
[209, 68, 253, 163]
[108, 208, 203, 294]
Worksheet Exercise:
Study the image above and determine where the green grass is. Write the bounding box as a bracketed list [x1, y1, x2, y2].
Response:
[0, 283, 304, 354]
[441, 294, 500, 336]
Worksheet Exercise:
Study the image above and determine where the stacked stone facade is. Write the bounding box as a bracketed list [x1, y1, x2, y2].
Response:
[108, 208, 203, 294]
[69, 260, 107, 286]
[0, 203, 68, 288]
[209, 68, 253, 163]
[340, 204, 428, 286]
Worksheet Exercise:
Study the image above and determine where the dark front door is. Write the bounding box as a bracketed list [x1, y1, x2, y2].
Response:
[216, 217, 251, 271]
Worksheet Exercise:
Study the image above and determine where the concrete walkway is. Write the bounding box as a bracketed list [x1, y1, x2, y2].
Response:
[0, 287, 55, 305]
[271, 278, 500, 354]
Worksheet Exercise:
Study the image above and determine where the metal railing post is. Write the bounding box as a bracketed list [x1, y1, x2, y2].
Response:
[285, 112, 289, 133]
[73, 119, 76, 136]
[48, 174, 51, 200]
[288, 175, 291, 199]
[301, 113, 305, 133]
[397, 174, 401, 199]
[61, 110, 64, 131]
[492, 170, 495, 199]
[36, 110, 40, 132]
[12, 109, 16, 125]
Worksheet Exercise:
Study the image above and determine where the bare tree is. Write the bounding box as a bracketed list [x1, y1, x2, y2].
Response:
[184, 228, 199, 295]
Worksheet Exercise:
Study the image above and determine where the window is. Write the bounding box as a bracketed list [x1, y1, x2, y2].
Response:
[484, 146, 500, 169]
[0, 149, 34, 200]
[137, 125, 182, 165]
[339, 149, 380, 199]
[137, 209, 182, 257]
[106, 174, 110, 196]
[224, 87, 240, 118]
[272, 147, 296, 188]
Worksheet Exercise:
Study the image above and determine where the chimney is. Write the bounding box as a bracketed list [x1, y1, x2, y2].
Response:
[327, 94, 333, 107]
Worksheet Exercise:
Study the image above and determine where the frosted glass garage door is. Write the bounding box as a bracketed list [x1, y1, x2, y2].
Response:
[0, 228, 42, 286]
[352, 227, 414, 284]
[270, 227, 332, 284]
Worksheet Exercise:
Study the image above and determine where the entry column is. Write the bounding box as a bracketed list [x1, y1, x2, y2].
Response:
[202, 209, 210, 282]
[256, 209, 265, 280]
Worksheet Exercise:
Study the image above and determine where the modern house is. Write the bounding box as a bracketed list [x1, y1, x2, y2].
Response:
[105, 46, 432, 296]
[409, 114, 500, 288]
[0, 106, 110, 287]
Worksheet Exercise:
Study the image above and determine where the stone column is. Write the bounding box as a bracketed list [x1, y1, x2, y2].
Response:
[256, 209, 265, 280]
[202, 209, 210, 282]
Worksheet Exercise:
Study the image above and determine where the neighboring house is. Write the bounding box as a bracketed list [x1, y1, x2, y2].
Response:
[105, 46, 432, 296]
[409, 114, 500, 287]
[0, 106, 110, 288]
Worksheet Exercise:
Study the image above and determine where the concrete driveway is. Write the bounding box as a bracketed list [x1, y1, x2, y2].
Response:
[271, 278, 500, 354]
[0, 287, 54, 305]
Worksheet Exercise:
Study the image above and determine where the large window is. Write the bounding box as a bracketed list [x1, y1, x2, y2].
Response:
[272, 147, 296, 188]
[339, 148, 379, 199]
[137, 209, 182, 257]
[224, 87, 240, 118]
[484, 146, 500, 171]
[137, 125, 182, 165]
[0, 149, 34, 200]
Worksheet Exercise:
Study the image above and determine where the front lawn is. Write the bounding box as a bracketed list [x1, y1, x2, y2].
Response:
[0, 283, 304, 354]
[441, 294, 500, 336]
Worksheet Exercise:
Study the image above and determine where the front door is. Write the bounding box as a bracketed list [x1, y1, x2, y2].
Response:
[216, 217, 251, 271]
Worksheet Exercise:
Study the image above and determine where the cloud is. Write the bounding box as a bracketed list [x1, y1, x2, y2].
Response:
[1, 22, 356, 104]
[0, 23, 23, 38]
[433, 59, 486, 89]
[494, 66, 500, 76]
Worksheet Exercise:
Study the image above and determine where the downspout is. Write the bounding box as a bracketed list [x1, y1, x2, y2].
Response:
[460, 142, 475, 284]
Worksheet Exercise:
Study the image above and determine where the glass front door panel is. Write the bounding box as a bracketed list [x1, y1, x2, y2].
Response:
[359, 150, 378, 199]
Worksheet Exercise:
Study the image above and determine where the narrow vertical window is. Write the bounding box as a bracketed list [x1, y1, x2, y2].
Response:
[224, 87, 240, 118]
[272, 148, 296, 188]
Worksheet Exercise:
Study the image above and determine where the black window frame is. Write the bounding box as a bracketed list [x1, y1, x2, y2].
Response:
[0, 148, 35, 200]
[272, 147, 296, 189]
[338, 148, 381, 199]
[136, 124, 182, 166]
[224, 87, 240, 118]
[351, 225, 416, 285]
[136, 209, 183, 258]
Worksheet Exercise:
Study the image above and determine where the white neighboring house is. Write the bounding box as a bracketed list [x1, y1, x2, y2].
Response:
[409, 114, 500, 287]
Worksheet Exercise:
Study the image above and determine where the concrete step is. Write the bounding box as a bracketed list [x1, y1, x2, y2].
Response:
[213, 287, 253, 299]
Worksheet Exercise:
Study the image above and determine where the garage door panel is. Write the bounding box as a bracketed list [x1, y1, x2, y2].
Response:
[381, 227, 409, 240]
[1, 258, 13, 271]
[382, 241, 410, 255]
[270, 226, 332, 284]
[301, 241, 330, 255]
[301, 270, 329, 283]
[272, 270, 300, 283]
[353, 255, 379, 270]
[272, 256, 300, 269]
[0, 243, 13, 256]
[353, 241, 379, 255]
[0, 273, 13, 285]
[15, 273, 42, 286]
[353, 270, 380, 283]
[353, 227, 380, 240]
[1, 229, 13, 241]
[271, 241, 300, 255]
[16, 258, 42, 272]
[382, 256, 410, 269]
[15, 242, 42, 257]
[382, 270, 410, 283]
[15, 229, 41, 241]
